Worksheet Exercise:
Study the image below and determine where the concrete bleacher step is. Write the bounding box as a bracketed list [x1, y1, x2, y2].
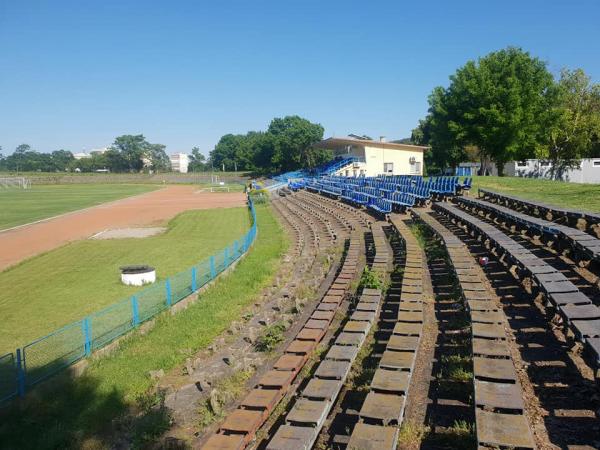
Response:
[475, 409, 535, 449]
[346, 422, 399, 450]
[359, 391, 406, 425]
[432, 201, 600, 382]
[473, 356, 517, 382]
[412, 208, 536, 450]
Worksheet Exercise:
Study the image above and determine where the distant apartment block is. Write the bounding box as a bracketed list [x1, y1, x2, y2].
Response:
[170, 153, 189, 173]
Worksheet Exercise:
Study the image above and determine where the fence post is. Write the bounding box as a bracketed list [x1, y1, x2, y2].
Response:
[166, 279, 172, 307]
[83, 318, 92, 356]
[210, 255, 216, 279]
[191, 267, 197, 292]
[131, 296, 139, 326]
[15, 349, 25, 397]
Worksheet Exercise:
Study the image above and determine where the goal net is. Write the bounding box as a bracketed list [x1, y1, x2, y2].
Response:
[0, 177, 32, 189]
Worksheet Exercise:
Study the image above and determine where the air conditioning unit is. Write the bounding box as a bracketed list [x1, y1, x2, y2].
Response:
[409, 156, 416, 164]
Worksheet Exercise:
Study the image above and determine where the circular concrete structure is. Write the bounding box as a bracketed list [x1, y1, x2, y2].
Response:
[120, 265, 156, 286]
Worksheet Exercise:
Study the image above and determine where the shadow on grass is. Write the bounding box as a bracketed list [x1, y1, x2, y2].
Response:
[0, 369, 172, 450]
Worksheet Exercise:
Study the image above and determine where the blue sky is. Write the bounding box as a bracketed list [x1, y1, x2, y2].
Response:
[1, 0, 599, 156]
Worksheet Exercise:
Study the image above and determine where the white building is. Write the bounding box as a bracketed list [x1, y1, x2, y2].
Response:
[90, 147, 109, 155]
[317, 136, 429, 177]
[73, 152, 91, 160]
[170, 153, 189, 173]
[491, 158, 600, 184]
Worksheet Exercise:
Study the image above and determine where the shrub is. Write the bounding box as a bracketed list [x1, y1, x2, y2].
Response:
[255, 322, 286, 352]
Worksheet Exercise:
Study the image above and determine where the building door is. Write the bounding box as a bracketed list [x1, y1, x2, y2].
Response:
[384, 162, 393, 174]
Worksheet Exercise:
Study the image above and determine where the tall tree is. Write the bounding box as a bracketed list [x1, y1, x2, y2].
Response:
[413, 87, 468, 172]
[50, 150, 74, 171]
[15, 144, 31, 154]
[210, 134, 244, 171]
[448, 47, 555, 175]
[188, 147, 206, 172]
[267, 115, 324, 171]
[539, 68, 600, 178]
[110, 134, 148, 172]
[416, 47, 556, 175]
[146, 143, 170, 171]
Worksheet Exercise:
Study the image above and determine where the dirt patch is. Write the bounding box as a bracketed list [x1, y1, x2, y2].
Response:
[90, 227, 167, 239]
[0, 186, 245, 271]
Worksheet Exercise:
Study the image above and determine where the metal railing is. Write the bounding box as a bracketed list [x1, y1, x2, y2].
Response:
[0, 197, 258, 404]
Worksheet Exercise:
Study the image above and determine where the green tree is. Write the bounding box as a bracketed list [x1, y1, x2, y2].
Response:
[210, 134, 244, 171]
[449, 47, 554, 175]
[416, 47, 555, 176]
[110, 135, 148, 172]
[50, 150, 74, 171]
[146, 143, 170, 172]
[14, 144, 31, 154]
[539, 68, 600, 178]
[268, 116, 324, 171]
[412, 88, 467, 173]
[100, 148, 125, 172]
[188, 147, 206, 172]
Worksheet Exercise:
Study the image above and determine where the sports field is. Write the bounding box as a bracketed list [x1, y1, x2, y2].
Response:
[0, 204, 287, 450]
[0, 184, 158, 230]
[0, 206, 250, 354]
[472, 176, 600, 212]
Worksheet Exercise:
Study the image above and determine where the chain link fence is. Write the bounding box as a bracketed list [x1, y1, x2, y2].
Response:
[1, 197, 257, 404]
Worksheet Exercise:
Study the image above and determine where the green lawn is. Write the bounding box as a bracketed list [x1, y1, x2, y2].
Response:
[0, 207, 250, 353]
[0, 184, 158, 230]
[0, 204, 287, 450]
[471, 176, 600, 213]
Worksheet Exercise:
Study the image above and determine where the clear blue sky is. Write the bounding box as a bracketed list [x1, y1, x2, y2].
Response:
[1, 0, 599, 156]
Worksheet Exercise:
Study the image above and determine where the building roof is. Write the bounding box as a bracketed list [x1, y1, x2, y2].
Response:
[316, 136, 429, 151]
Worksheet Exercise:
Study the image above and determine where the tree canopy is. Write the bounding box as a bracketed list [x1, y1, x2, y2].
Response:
[208, 115, 326, 173]
[413, 47, 600, 176]
[0, 135, 171, 173]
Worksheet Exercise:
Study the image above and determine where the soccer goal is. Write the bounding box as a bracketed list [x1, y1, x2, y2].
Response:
[210, 185, 230, 192]
[0, 177, 32, 189]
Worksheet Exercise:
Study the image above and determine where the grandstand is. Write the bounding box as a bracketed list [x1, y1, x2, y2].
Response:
[196, 174, 599, 449]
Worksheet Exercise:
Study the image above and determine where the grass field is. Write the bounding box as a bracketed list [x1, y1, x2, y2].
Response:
[0, 207, 250, 353]
[0, 204, 287, 450]
[0, 184, 158, 230]
[471, 176, 600, 212]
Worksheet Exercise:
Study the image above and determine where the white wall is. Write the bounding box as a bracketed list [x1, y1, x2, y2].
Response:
[490, 158, 600, 183]
[331, 145, 424, 176]
[363, 145, 423, 176]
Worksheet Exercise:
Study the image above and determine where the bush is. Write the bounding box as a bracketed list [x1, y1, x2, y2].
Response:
[359, 267, 385, 290]
[255, 322, 286, 352]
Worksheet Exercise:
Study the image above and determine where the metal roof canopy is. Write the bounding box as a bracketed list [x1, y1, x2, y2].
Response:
[316, 136, 429, 152]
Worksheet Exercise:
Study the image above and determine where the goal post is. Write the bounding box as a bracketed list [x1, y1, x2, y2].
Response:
[0, 177, 31, 189]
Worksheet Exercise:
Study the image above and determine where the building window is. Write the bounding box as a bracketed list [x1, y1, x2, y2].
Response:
[410, 162, 421, 175]
[593, 160, 600, 167]
[517, 161, 527, 167]
[540, 161, 551, 167]
[384, 162, 393, 173]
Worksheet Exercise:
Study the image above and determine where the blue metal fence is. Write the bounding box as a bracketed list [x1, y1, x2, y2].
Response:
[0, 197, 258, 404]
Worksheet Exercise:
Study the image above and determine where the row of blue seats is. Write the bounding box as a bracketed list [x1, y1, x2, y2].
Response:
[305, 180, 428, 206]
[325, 175, 470, 195]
